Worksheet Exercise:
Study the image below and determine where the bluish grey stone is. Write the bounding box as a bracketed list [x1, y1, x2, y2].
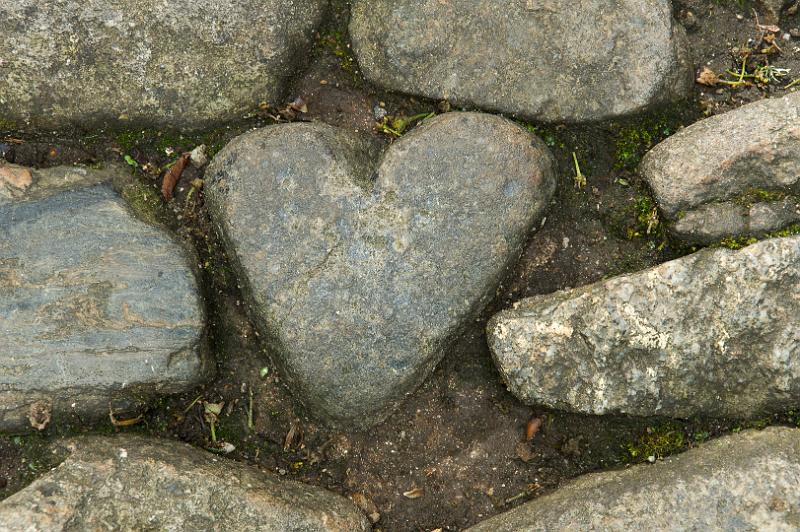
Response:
[1, 169, 208, 431]
[205, 112, 556, 428]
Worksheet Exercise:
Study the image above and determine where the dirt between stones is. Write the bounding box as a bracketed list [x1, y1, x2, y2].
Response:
[2, 1, 800, 530]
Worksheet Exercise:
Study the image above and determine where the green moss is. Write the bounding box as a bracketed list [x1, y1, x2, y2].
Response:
[614, 115, 676, 170]
[115, 129, 186, 154]
[769, 223, 800, 238]
[733, 188, 788, 208]
[0, 118, 17, 131]
[319, 30, 362, 85]
[521, 123, 566, 149]
[714, 223, 800, 250]
[625, 422, 685, 462]
[718, 235, 759, 250]
[119, 180, 172, 227]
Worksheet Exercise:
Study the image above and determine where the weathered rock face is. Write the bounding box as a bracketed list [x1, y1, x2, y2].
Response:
[641, 92, 800, 244]
[1, 167, 208, 431]
[467, 428, 800, 531]
[350, 0, 692, 123]
[0, 435, 371, 531]
[205, 112, 556, 428]
[488, 235, 800, 419]
[0, 0, 327, 130]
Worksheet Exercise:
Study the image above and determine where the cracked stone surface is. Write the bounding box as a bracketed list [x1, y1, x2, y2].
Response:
[0, 0, 327, 130]
[488, 235, 800, 419]
[641, 91, 800, 244]
[0, 167, 208, 431]
[0, 435, 370, 531]
[467, 428, 800, 531]
[205, 112, 556, 428]
[350, 0, 692, 123]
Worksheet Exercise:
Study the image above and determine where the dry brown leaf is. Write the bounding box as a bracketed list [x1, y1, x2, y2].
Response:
[526, 416, 543, 441]
[28, 401, 52, 431]
[109, 411, 144, 427]
[161, 152, 190, 201]
[284, 422, 302, 452]
[757, 23, 781, 33]
[402, 487, 425, 499]
[696, 67, 719, 86]
[0, 164, 33, 190]
[288, 96, 308, 114]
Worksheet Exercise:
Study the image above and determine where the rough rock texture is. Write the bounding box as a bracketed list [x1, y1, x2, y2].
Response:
[350, 0, 692, 123]
[0, 0, 327, 130]
[641, 92, 800, 244]
[0, 435, 370, 531]
[488, 235, 800, 419]
[1, 169, 207, 431]
[205, 112, 556, 427]
[467, 428, 800, 531]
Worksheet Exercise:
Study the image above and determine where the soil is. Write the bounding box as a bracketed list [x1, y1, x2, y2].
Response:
[2, 1, 800, 530]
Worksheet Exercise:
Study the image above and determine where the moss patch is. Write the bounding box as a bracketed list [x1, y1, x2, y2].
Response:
[613, 115, 678, 170]
[625, 422, 685, 463]
[118, 179, 173, 228]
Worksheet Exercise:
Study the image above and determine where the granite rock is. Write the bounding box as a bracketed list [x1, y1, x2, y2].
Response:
[350, 0, 693, 123]
[488, 236, 800, 419]
[467, 428, 800, 531]
[641, 92, 800, 244]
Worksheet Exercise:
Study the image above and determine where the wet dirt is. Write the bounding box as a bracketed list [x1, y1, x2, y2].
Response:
[2, 1, 800, 530]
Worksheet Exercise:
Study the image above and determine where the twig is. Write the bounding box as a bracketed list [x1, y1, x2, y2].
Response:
[247, 388, 255, 431]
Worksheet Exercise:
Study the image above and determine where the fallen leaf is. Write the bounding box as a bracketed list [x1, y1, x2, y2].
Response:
[288, 96, 308, 114]
[0, 164, 32, 190]
[284, 422, 302, 452]
[403, 487, 425, 499]
[28, 401, 52, 431]
[109, 411, 144, 427]
[696, 66, 719, 86]
[757, 23, 781, 33]
[526, 416, 543, 441]
[161, 152, 190, 201]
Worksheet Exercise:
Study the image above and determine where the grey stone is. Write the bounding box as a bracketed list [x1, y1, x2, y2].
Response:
[488, 235, 800, 419]
[467, 428, 800, 531]
[641, 92, 800, 244]
[1, 168, 208, 432]
[205, 112, 556, 428]
[349, 0, 692, 123]
[0, 435, 371, 531]
[0, 0, 327, 130]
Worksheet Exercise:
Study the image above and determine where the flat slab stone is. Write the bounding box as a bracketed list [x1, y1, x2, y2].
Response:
[350, 0, 692, 123]
[205, 112, 556, 427]
[641, 92, 800, 244]
[488, 235, 800, 419]
[467, 428, 800, 531]
[0, 0, 327, 130]
[0, 435, 370, 531]
[1, 169, 207, 431]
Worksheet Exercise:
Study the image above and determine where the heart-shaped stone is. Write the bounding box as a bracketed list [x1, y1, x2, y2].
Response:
[205, 112, 555, 427]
